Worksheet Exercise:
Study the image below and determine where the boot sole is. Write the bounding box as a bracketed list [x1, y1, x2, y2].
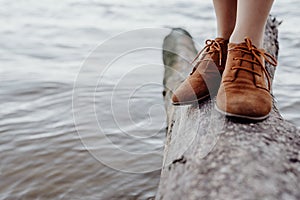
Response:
[172, 94, 210, 106]
[214, 104, 270, 121]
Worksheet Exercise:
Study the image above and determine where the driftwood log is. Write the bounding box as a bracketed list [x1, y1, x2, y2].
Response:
[156, 17, 300, 200]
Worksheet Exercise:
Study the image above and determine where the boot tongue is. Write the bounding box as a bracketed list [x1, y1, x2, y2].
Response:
[215, 37, 226, 42]
[228, 42, 257, 83]
[215, 38, 229, 46]
[205, 38, 228, 69]
[228, 42, 248, 49]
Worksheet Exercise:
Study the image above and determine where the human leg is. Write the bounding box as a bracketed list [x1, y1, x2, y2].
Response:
[230, 0, 274, 47]
[171, 0, 238, 105]
[213, 0, 237, 40]
[216, 0, 277, 120]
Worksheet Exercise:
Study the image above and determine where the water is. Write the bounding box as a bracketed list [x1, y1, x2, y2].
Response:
[0, 0, 299, 199]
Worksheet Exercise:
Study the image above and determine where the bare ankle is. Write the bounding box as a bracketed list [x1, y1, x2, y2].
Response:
[230, 33, 263, 48]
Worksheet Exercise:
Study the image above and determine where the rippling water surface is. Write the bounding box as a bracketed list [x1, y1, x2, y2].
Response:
[1, 0, 299, 199]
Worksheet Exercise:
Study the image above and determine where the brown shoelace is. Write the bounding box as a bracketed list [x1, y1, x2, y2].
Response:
[229, 37, 277, 90]
[191, 39, 223, 73]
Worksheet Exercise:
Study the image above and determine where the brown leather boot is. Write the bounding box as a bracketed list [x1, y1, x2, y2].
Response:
[172, 38, 229, 105]
[215, 37, 277, 120]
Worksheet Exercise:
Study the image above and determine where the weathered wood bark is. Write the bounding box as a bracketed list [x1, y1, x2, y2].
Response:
[156, 17, 300, 200]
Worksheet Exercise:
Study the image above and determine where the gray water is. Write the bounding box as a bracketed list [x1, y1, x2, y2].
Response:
[1, 0, 299, 199]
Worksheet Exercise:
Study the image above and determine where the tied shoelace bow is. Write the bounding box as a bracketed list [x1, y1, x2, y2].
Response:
[229, 37, 278, 90]
[190, 39, 223, 74]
